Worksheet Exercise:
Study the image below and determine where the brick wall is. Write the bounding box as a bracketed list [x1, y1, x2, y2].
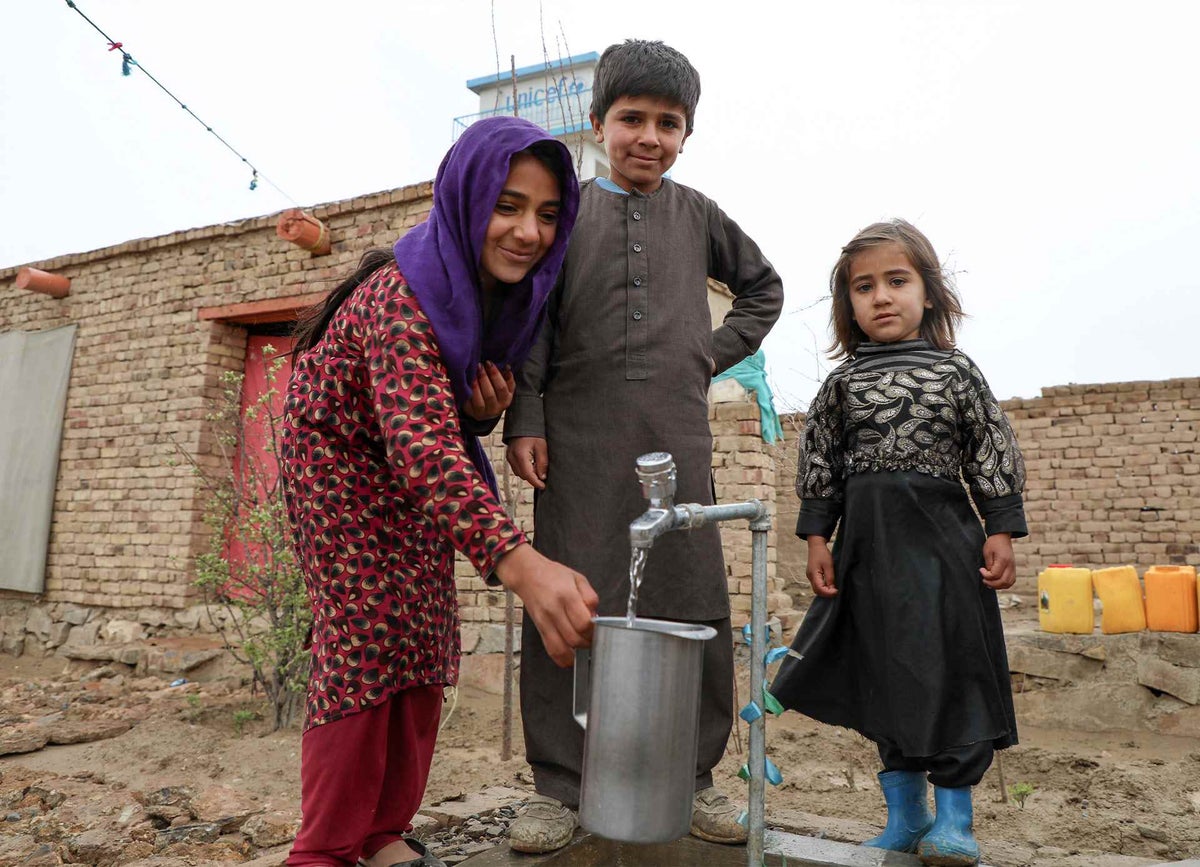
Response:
[774, 378, 1200, 599]
[1007, 379, 1200, 584]
[0, 182, 434, 610]
[0, 182, 784, 630]
[14, 171, 1193, 632]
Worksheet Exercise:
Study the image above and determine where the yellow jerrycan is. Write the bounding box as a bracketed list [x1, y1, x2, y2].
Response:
[1037, 565, 1094, 634]
[1091, 566, 1146, 634]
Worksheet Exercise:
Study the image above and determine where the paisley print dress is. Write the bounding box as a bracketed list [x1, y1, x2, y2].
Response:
[770, 339, 1027, 757]
[281, 262, 526, 730]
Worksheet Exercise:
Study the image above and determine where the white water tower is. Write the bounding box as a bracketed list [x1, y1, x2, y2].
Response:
[454, 52, 609, 181]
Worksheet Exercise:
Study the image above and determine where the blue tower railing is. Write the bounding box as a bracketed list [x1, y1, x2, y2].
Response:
[452, 86, 593, 141]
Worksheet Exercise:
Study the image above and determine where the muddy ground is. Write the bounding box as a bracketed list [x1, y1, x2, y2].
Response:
[3, 636, 1199, 867]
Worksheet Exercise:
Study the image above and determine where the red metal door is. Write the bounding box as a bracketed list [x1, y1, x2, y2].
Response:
[224, 332, 295, 596]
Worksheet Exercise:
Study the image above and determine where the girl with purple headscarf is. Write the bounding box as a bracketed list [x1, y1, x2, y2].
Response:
[280, 116, 595, 867]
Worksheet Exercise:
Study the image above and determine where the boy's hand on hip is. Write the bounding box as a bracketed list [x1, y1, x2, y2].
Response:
[980, 533, 1016, 590]
[506, 436, 548, 490]
[495, 544, 598, 667]
[463, 362, 515, 420]
[806, 537, 837, 597]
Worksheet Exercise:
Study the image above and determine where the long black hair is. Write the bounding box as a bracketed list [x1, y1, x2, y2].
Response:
[292, 249, 392, 355]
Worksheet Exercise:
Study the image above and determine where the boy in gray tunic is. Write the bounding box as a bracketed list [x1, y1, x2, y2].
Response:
[504, 39, 784, 853]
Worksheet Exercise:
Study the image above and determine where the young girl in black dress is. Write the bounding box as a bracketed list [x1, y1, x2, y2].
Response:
[770, 219, 1026, 867]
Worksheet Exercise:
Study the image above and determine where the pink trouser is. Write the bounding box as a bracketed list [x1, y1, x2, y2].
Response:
[287, 685, 442, 866]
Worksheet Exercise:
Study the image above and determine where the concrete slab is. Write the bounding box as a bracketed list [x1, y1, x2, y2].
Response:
[459, 829, 937, 866]
[421, 785, 526, 826]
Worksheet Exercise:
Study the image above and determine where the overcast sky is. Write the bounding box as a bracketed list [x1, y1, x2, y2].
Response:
[4, 1, 1198, 410]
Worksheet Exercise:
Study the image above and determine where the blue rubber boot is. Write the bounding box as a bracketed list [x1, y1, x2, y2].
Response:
[861, 770, 934, 853]
[917, 786, 980, 866]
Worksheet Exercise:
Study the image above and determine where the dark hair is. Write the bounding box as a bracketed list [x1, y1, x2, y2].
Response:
[590, 40, 701, 132]
[292, 249, 392, 355]
[522, 140, 571, 195]
[291, 142, 569, 356]
[828, 219, 965, 359]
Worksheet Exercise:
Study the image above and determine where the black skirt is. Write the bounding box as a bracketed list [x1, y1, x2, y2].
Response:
[770, 470, 1017, 757]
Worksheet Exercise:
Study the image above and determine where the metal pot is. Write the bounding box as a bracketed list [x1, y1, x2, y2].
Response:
[573, 616, 717, 843]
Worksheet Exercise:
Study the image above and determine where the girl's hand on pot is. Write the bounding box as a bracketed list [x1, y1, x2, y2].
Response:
[980, 533, 1015, 590]
[463, 362, 515, 420]
[496, 544, 598, 666]
[806, 537, 837, 597]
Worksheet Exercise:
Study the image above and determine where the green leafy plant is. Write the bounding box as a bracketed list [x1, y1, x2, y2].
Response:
[232, 708, 259, 735]
[173, 347, 311, 730]
[181, 692, 203, 722]
[1009, 781, 1035, 809]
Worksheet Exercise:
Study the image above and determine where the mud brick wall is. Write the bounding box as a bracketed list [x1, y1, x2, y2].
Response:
[774, 377, 1200, 599]
[1, 179, 784, 640]
[0, 182, 435, 611]
[1007, 379, 1200, 585]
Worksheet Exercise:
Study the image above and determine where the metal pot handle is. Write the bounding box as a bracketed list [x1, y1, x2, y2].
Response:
[572, 647, 589, 729]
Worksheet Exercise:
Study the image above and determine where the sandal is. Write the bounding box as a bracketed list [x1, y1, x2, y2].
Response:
[357, 838, 447, 867]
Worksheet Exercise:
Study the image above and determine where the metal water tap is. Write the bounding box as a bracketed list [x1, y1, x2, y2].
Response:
[630, 452, 682, 548]
[630, 451, 768, 549]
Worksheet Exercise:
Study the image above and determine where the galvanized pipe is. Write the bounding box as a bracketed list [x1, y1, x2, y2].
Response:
[747, 515, 771, 867]
[679, 500, 766, 527]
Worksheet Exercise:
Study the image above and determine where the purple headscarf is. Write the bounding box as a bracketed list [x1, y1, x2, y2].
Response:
[393, 116, 579, 495]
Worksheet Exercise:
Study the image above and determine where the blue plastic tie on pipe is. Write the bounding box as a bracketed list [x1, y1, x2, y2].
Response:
[739, 701, 763, 723]
[737, 810, 748, 828]
[741, 623, 752, 645]
[765, 757, 783, 786]
[765, 646, 789, 665]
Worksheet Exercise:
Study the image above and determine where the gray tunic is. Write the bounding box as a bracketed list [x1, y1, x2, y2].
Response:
[505, 178, 783, 620]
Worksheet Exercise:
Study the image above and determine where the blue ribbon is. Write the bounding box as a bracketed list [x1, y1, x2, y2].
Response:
[740, 757, 783, 786]
[738, 701, 763, 723]
[742, 622, 778, 646]
[765, 646, 789, 665]
[737, 810, 748, 828]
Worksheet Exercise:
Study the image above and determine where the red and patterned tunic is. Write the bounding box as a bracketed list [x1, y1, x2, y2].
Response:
[281, 261, 526, 730]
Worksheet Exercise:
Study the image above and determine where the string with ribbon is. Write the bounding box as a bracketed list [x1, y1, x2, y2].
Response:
[63, 0, 298, 203]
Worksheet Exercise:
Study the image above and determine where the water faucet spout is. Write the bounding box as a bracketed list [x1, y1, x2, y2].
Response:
[629, 506, 678, 549]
